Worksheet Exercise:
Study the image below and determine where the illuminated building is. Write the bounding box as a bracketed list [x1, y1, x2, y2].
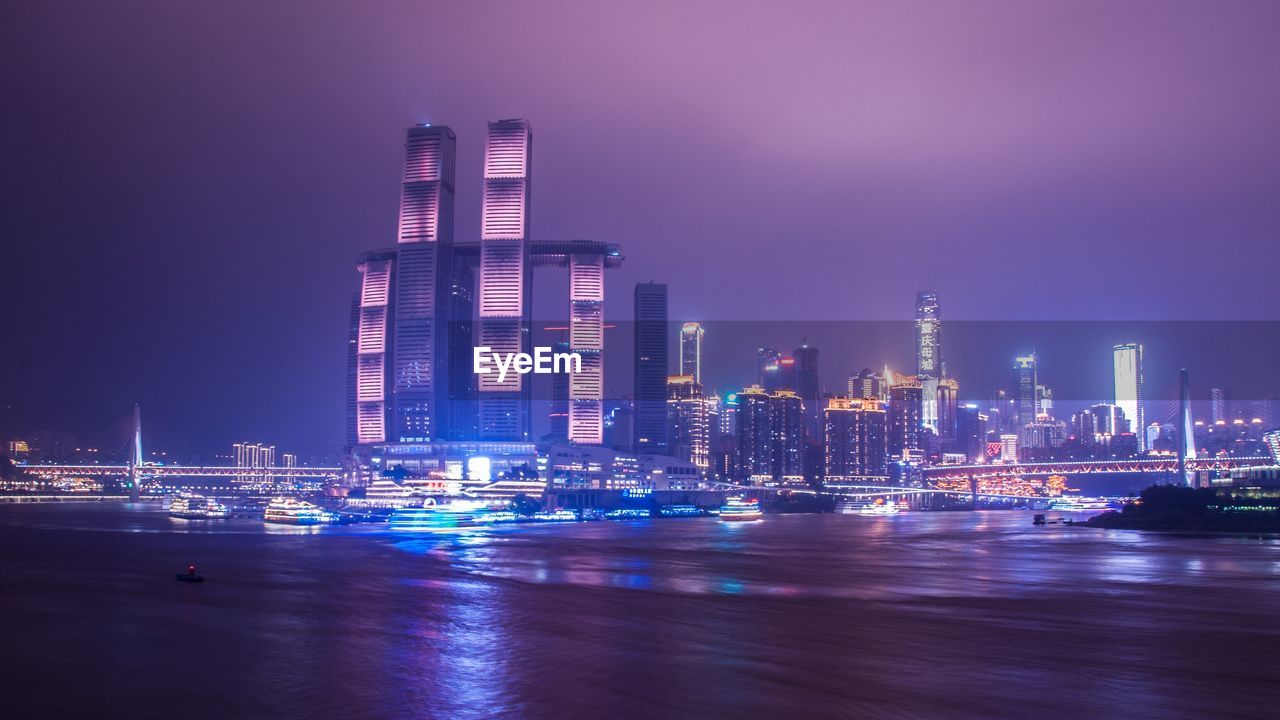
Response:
[777, 356, 797, 392]
[1014, 353, 1037, 429]
[888, 375, 923, 461]
[354, 250, 395, 444]
[823, 397, 888, 484]
[543, 443, 701, 491]
[667, 375, 709, 469]
[477, 119, 534, 442]
[771, 390, 805, 484]
[1035, 384, 1053, 421]
[936, 378, 959, 449]
[568, 251, 604, 445]
[848, 368, 887, 402]
[999, 433, 1019, 463]
[916, 291, 941, 431]
[1211, 387, 1227, 424]
[757, 347, 781, 389]
[393, 124, 458, 443]
[679, 322, 704, 383]
[1113, 343, 1145, 452]
[634, 282, 669, 453]
[233, 442, 276, 485]
[955, 404, 988, 463]
[794, 345, 820, 438]
[734, 386, 773, 483]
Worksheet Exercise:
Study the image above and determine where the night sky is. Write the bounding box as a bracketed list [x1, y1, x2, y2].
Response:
[3, 1, 1279, 458]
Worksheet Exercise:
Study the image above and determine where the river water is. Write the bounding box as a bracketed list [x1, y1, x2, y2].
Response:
[1, 503, 1277, 719]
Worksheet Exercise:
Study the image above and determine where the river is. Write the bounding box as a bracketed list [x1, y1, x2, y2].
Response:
[1, 503, 1277, 719]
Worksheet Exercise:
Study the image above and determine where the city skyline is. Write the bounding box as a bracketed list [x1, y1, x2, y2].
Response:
[5, 2, 1280, 458]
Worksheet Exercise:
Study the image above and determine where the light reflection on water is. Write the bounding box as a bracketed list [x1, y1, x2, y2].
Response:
[1, 503, 1278, 720]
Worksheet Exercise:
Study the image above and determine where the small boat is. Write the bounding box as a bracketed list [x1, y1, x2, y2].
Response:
[859, 499, 902, 516]
[175, 564, 204, 582]
[168, 494, 231, 520]
[720, 497, 763, 522]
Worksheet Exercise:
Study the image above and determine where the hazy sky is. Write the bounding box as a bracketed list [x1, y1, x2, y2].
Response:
[3, 1, 1279, 456]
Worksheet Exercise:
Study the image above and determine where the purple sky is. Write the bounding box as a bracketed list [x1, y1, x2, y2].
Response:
[3, 1, 1279, 456]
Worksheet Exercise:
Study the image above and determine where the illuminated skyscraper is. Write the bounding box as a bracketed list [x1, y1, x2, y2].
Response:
[1113, 343, 1145, 452]
[848, 368, 887, 402]
[889, 375, 923, 462]
[354, 250, 395, 444]
[568, 252, 604, 444]
[956, 404, 988, 463]
[1014, 354, 1038, 429]
[916, 291, 941, 432]
[478, 119, 533, 442]
[735, 386, 773, 483]
[794, 345, 820, 438]
[936, 378, 959, 448]
[1211, 387, 1226, 424]
[392, 124, 457, 442]
[680, 322, 704, 383]
[667, 375, 709, 468]
[634, 283, 669, 452]
[823, 397, 888, 484]
[771, 390, 805, 484]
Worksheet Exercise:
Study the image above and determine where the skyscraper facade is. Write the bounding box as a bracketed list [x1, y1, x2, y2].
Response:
[1113, 343, 1145, 452]
[354, 249, 396, 445]
[889, 376, 923, 462]
[568, 252, 604, 444]
[823, 397, 888, 483]
[735, 386, 773, 483]
[392, 124, 457, 442]
[634, 283, 669, 453]
[680, 322, 704, 383]
[916, 291, 941, 432]
[936, 378, 959, 450]
[667, 375, 709, 468]
[477, 119, 533, 442]
[771, 390, 805, 484]
[1014, 353, 1038, 429]
[794, 345, 820, 438]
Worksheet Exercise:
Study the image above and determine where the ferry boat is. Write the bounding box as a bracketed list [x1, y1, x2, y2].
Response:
[719, 497, 763, 522]
[837, 498, 902, 516]
[263, 497, 334, 525]
[168, 494, 231, 520]
[388, 505, 479, 530]
[1047, 497, 1113, 512]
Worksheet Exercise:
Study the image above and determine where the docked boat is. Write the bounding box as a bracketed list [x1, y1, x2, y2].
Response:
[1047, 497, 1113, 512]
[719, 497, 763, 522]
[168, 494, 231, 520]
[263, 497, 335, 525]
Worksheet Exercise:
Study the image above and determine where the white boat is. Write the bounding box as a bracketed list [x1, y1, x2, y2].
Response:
[1047, 497, 1113, 511]
[168, 494, 231, 520]
[859, 500, 902, 516]
[720, 497, 763, 522]
[263, 497, 334, 525]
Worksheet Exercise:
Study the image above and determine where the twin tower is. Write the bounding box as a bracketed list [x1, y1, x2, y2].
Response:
[347, 120, 619, 456]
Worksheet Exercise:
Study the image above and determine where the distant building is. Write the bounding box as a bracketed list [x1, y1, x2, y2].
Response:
[667, 375, 709, 469]
[888, 375, 923, 462]
[955, 404, 988, 463]
[823, 397, 889, 484]
[848, 368, 887, 402]
[735, 386, 774, 483]
[633, 283, 669, 453]
[1113, 343, 1145, 452]
[916, 291, 941, 432]
[999, 433, 1019, 463]
[794, 345, 821, 438]
[1014, 354, 1038, 429]
[936, 378, 959, 449]
[679, 323, 704, 383]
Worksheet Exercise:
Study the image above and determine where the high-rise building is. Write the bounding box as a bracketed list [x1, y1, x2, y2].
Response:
[477, 119, 533, 442]
[936, 378, 959, 449]
[1035, 384, 1054, 421]
[771, 390, 805, 484]
[823, 397, 889, 484]
[955, 404, 988, 463]
[999, 433, 1019, 463]
[794, 345, 820, 438]
[354, 249, 396, 444]
[848, 368, 886, 402]
[777, 356, 797, 392]
[916, 291, 941, 432]
[1113, 343, 1145, 452]
[667, 375, 709, 469]
[735, 386, 773, 483]
[889, 375, 923, 462]
[568, 252, 604, 445]
[1014, 354, 1038, 429]
[392, 124, 457, 443]
[757, 347, 781, 389]
[634, 283, 669, 453]
[1211, 387, 1227, 424]
[679, 323, 704, 383]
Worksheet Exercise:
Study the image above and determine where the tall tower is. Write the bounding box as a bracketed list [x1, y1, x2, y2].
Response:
[794, 346, 820, 438]
[477, 119, 533, 441]
[392, 124, 456, 442]
[1014, 354, 1038, 429]
[1178, 368, 1196, 484]
[568, 253, 604, 444]
[667, 375, 709, 468]
[354, 250, 396, 444]
[1113, 343, 1145, 452]
[680, 322, 704, 383]
[633, 283, 669, 453]
[916, 291, 941, 432]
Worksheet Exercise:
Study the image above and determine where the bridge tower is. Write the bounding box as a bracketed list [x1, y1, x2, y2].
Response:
[1178, 369, 1196, 485]
[129, 403, 142, 502]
